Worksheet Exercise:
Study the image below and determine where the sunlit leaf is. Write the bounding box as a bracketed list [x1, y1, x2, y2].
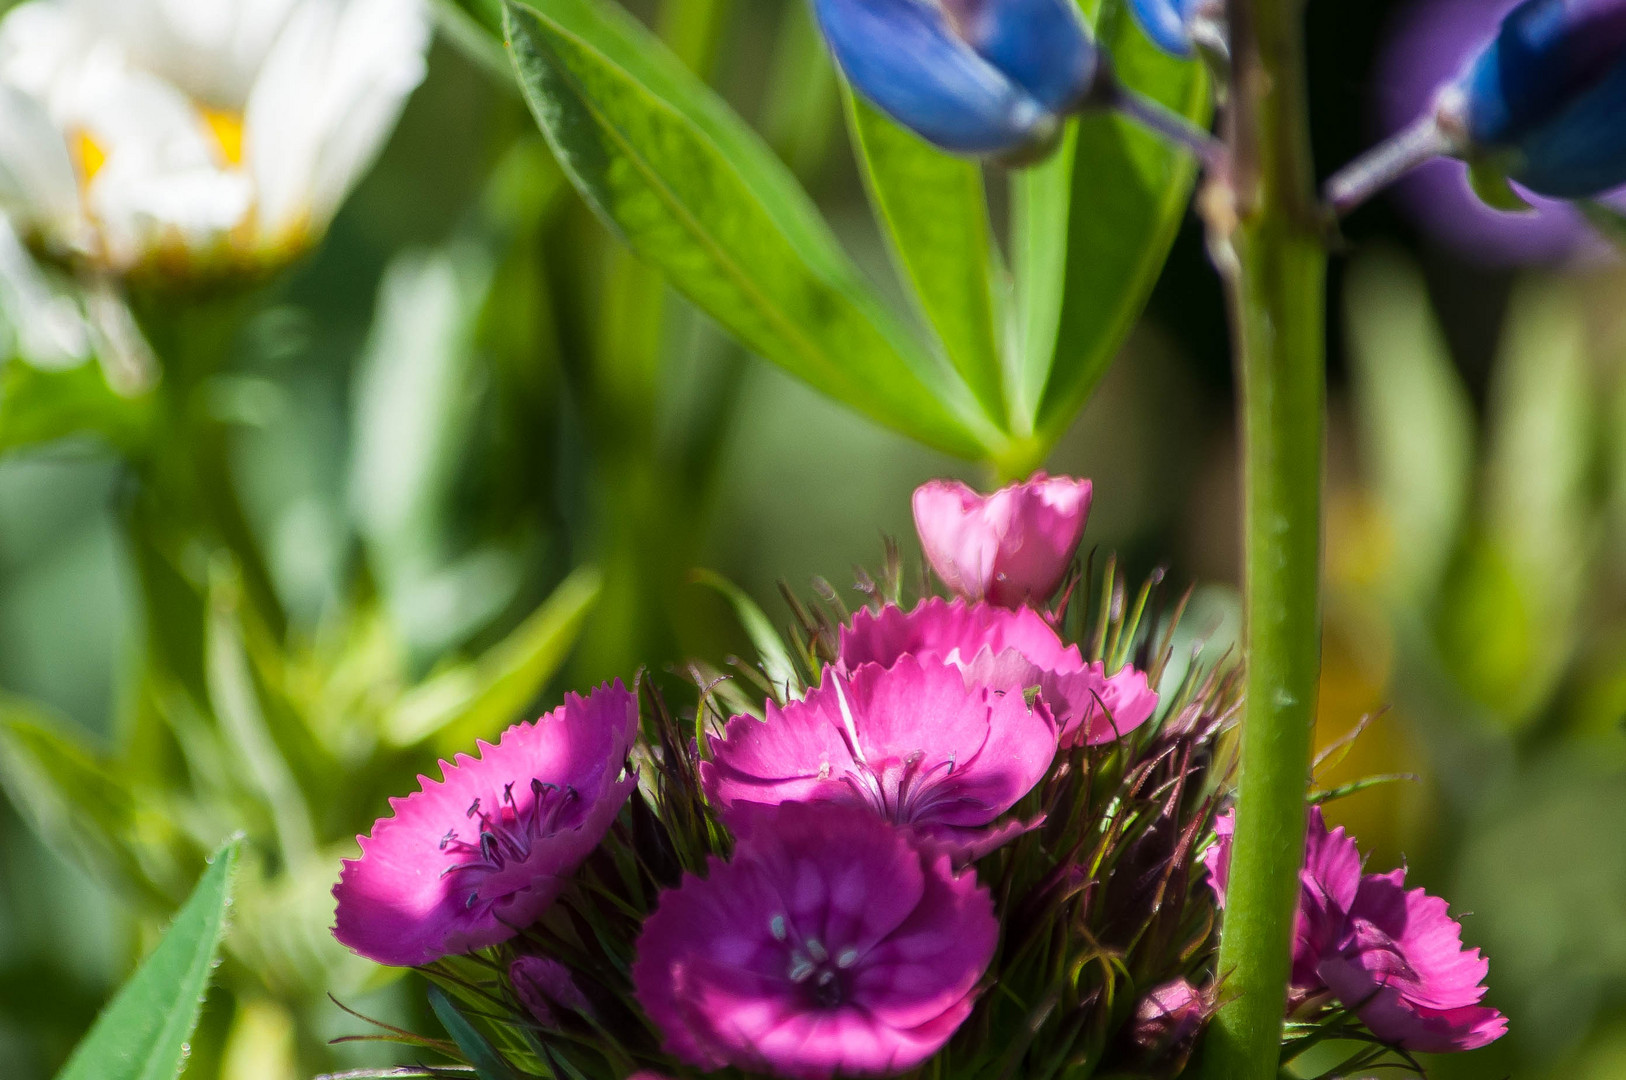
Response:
[1015, 0, 1209, 445]
[502, 0, 998, 458]
[0, 696, 196, 907]
[1344, 249, 1475, 604]
[0, 357, 151, 456]
[53, 837, 240, 1080]
[692, 568, 803, 701]
[385, 565, 603, 749]
[428, 984, 519, 1080]
[844, 92, 1006, 423]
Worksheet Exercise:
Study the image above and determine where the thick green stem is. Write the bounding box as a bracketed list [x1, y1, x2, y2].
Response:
[1199, 0, 1325, 1076]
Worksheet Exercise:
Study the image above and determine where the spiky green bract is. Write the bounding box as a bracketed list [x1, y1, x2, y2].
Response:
[334, 554, 1238, 1080]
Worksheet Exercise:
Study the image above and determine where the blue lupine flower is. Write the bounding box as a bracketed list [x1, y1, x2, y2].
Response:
[1129, 0, 1202, 58]
[813, 0, 1100, 155]
[1455, 0, 1626, 197]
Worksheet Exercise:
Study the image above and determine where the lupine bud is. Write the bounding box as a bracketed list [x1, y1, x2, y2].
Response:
[813, 0, 1100, 155]
[912, 472, 1092, 608]
[1453, 0, 1626, 198]
[1128, 0, 1225, 60]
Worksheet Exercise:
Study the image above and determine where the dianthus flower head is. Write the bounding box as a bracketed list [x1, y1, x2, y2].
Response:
[839, 598, 1159, 747]
[702, 656, 1058, 861]
[631, 801, 998, 1079]
[332, 681, 640, 967]
[913, 472, 1092, 609]
[1204, 807, 1507, 1052]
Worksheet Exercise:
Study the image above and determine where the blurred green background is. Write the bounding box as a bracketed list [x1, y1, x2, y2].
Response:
[3, 1, 1626, 1078]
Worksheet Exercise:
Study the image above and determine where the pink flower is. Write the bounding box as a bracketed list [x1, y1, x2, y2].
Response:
[1204, 808, 1506, 1052]
[510, 955, 592, 1027]
[701, 657, 1058, 860]
[840, 598, 1159, 746]
[912, 473, 1092, 608]
[1129, 979, 1208, 1056]
[332, 681, 640, 967]
[631, 802, 997, 1078]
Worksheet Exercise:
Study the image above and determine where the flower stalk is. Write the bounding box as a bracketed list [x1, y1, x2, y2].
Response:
[1199, 0, 1326, 1075]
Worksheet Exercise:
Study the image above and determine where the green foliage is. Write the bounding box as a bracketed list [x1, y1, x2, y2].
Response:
[844, 93, 1007, 422]
[502, 0, 997, 459]
[503, 0, 1209, 471]
[53, 838, 240, 1080]
[0, 356, 152, 456]
[1017, 0, 1210, 449]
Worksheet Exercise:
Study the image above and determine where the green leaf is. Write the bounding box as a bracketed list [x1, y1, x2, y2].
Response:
[844, 91, 1007, 423]
[1467, 160, 1533, 212]
[54, 837, 241, 1080]
[692, 568, 803, 700]
[1016, 0, 1209, 447]
[1344, 249, 1475, 604]
[501, 0, 998, 459]
[0, 697, 195, 907]
[1580, 199, 1626, 252]
[0, 357, 151, 456]
[385, 565, 603, 749]
[428, 984, 520, 1080]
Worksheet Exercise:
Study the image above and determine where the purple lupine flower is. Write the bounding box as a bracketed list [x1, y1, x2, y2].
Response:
[913, 473, 1092, 609]
[814, 0, 1100, 155]
[631, 802, 998, 1078]
[510, 955, 593, 1028]
[1204, 808, 1507, 1052]
[839, 598, 1159, 747]
[1374, 0, 1626, 262]
[701, 657, 1058, 860]
[332, 681, 640, 967]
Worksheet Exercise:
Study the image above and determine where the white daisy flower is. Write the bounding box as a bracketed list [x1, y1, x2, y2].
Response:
[0, 0, 430, 282]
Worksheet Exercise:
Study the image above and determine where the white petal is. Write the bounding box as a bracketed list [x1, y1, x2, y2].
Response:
[0, 215, 90, 367]
[246, 0, 428, 240]
[0, 83, 81, 240]
[67, 0, 299, 108]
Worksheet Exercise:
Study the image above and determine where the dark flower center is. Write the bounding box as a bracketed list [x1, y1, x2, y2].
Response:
[769, 912, 860, 1010]
[829, 679, 990, 826]
[439, 778, 579, 907]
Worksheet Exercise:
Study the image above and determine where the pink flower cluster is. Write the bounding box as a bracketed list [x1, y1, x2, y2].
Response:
[327, 471, 1504, 1077]
[330, 472, 1152, 1078]
[1205, 807, 1508, 1053]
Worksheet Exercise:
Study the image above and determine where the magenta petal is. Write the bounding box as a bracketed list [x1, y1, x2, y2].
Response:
[912, 473, 1092, 607]
[1204, 807, 1364, 992]
[704, 658, 1058, 859]
[1317, 867, 1506, 1051]
[632, 803, 997, 1079]
[332, 681, 640, 966]
[839, 598, 1157, 749]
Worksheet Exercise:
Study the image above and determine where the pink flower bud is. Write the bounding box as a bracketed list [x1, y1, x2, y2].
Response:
[912, 473, 1092, 608]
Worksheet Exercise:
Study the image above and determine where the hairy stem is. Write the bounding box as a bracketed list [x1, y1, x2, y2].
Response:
[1199, 0, 1325, 1075]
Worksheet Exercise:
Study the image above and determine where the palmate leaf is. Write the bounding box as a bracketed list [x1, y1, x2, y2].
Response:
[1013, 0, 1210, 445]
[501, 0, 1000, 459]
[54, 837, 240, 1080]
[844, 92, 1007, 424]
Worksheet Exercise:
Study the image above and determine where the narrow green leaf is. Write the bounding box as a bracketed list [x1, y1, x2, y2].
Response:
[385, 565, 603, 749]
[0, 357, 151, 455]
[1019, 0, 1210, 446]
[844, 91, 1007, 423]
[427, 985, 519, 1080]
[692, 568, 803, 700]
[1344, 249, 1475, 604]
[0, 697, 194, 907]
[54, 837, 241, 1080]
[501, 0, 998, 458]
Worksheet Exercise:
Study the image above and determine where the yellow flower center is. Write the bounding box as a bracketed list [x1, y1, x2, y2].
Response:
[201, 107, 246, 167]
[73, 129, 107, 184]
